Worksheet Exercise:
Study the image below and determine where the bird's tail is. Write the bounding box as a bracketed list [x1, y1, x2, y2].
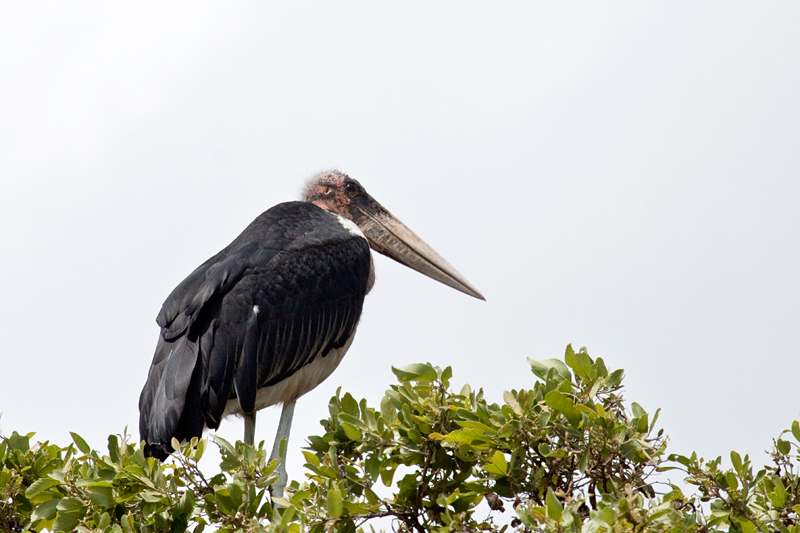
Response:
[138, 335, 203, 460]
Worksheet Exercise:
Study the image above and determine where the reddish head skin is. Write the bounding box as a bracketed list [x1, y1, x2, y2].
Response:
[303, 169, 486, 301]
[302, 170, 367, 220]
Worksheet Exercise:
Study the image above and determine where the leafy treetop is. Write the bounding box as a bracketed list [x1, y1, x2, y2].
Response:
[1, 345, 799, 532]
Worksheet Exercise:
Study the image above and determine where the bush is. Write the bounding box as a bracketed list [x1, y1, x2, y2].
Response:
[1, 346, 799, 532]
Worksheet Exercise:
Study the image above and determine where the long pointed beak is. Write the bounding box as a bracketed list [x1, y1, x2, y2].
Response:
[351, 199, 485, 301]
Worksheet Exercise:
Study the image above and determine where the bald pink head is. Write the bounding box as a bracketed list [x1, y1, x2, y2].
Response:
[302, 170, 368, 220]
[301, 169, 485, 301]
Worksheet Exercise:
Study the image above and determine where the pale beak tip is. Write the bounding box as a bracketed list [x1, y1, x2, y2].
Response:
[467, 286, 486, 301]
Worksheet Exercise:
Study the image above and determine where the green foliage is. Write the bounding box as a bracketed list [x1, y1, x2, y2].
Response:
[295, 345, 665, 532]
[668, 436, 800, 533]
[1, 345, 799, 532]
[0, 429, 293, 532]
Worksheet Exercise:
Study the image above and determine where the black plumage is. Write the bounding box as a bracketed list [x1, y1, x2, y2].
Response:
[139, 170, 484, 478]
[139, 201, 371, 459]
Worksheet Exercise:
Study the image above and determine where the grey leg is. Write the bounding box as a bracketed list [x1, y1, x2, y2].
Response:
[269, 400, 296, 499]
[244, 411, 256, 446]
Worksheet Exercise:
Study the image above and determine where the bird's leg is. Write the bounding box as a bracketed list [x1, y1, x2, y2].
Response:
[269, 399, 296, 499]
[244, 411, 256, 446]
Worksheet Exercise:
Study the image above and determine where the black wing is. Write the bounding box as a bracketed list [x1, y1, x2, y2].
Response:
[139, 201, 371, 459]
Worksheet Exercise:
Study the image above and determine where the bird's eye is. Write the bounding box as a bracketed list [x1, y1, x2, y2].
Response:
[344, 182, 359, 197]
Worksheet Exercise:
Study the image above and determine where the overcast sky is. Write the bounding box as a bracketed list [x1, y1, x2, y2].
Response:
[1, 2, 798, 485]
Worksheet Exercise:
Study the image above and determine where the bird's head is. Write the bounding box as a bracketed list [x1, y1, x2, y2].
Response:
[303, 170, 484, 300]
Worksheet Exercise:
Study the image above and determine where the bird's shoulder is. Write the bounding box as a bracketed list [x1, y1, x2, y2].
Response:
[156, 201, 370, 337]
[231, 201, 366, 253]
[223, 202, 372, 311]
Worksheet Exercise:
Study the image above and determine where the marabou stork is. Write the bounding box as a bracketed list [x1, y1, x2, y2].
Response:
[139, 170, 483, 495]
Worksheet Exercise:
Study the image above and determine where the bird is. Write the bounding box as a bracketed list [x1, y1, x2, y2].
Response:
[138, 170, 484, 495]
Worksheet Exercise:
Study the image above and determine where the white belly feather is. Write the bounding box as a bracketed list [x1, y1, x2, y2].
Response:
[222, 330, 357, 418]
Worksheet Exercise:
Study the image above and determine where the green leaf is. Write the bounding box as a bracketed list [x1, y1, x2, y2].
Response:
[455, 420, 496, 434]
[70, 432, 91, 454]
[141, 490, 166, 503]
[392, 363, 438, 382]
[7, 431, 31, 452]
[545, 488, 562, 522]
[669, 453, 693, 468]
[365, 452, 381, 482]
[503, 390, 523, 415]
[544, 391, 582, 426]
[649, 407, 661, 433]
[107, 434, 120, 463]
[565, 347, 593, 380]
[528, 358, 571, 382]
[443, 428, 492, 448]
[121, 512, 135, 533]
[31, 498, 60, 522]
[194, 437, 207, 459]
[57, 497, 85, 512]
[595, 357, 608, 377]
[339, 421, 362, 441]
[578, 451, 590, 473]
[176, 490, 196, 517]
[214, 436, 236, 456]
[606, 368, 625, 388]
[337, 412, 364, 428]
[25, 477, 60, 498]
[380, 464, 397, 487]
[343, 500, 370, 515]
[792, 420, 800, 443]
[228, 481, 244, 509]
[272, 496, 291, 507]
[730, 450, 743, 474]
[738, 519, 758, 533]
[777, 438, 790, 455]
[75, 479, 113, 488]
[636, 413, 649, 433]
[441, 365, 453, 385]
[490, 451, 507, 475]
[328, 444, 339, 471]
[341, 393, 359, 416]
[94, 511, 111, 529]
[302, 450, 320, 468]
[87, 486, 114, 508]
[631, 402, 646, 418]
[380, 396, 397, 421]
[588, 379, 603, 399]
[53, 510, 83, 532]
[326, 487, 343, 518]
[770, 477, 787, 507]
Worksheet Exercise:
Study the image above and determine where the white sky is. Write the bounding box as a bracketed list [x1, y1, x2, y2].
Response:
[1, 2, 798, 485]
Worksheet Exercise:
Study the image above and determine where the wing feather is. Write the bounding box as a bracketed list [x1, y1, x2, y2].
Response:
[138, 335, 198, 459]
[139, 202, 370, 459]
[234, 314, 260, 414]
